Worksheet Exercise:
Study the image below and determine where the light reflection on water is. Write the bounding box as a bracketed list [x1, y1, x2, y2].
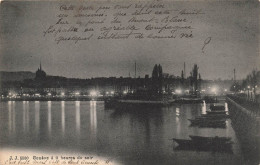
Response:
[0, 101, 245, 165]
[8, 101, 12, 136]
[35, 101, 40, 137]
[61, 101, 65, 137]
[75, 101, 81, 137]
[202, 100, 207, 114]
[22, 101, 29, 133]
[225, 102, 229, 113]
[8, 101, 16, 136]
[90, 101, 97, 141]
[175, 107, 180, 135]
[48, 101, 52, 137]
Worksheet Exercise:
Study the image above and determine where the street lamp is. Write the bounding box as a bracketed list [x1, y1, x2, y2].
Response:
[175, 89, 182, 95]
[90, 90, 98, 97]
[211, 87, 218, 95]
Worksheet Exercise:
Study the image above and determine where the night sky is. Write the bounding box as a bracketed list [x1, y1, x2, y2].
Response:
[0, 1, 259, 80]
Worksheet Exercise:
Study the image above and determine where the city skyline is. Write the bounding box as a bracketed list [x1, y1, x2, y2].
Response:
[0, 62, 243, 81]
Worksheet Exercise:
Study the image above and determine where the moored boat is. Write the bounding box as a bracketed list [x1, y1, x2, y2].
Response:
[189, 135, 232, 143]
[172, 138, 195, 146]
[200, 114, 230, 118]
[206, 103, 227, 115]
[188, 118, 226, 123]
[197, 122, 227, 128]
[206, 110, 227, 115]
[210, 104, 225, 111]
[173, 136, 233, 149]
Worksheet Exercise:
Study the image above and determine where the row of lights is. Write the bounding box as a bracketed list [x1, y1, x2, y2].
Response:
[3, 87, 236, 98]
[4, 90, 131, 98]
[172, 89, 190, 95]
[246, 85, 258, 90]
[172, 87, 229, 95]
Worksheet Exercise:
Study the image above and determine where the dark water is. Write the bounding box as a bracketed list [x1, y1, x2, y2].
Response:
[0, 101, 245, 165]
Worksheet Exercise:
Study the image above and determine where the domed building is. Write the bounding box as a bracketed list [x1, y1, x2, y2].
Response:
[35, 63, 47, 81]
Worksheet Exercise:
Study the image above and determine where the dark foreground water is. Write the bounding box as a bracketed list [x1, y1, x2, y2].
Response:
[0, 101, 245, 165]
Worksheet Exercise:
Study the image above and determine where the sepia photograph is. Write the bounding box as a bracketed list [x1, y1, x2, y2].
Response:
[0, 0, 259, 164]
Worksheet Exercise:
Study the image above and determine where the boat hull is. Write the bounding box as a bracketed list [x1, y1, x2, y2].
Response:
[172, 136, 233, 153]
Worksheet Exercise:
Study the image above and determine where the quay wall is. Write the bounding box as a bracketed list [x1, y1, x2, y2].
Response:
[227, 96, 260, 165]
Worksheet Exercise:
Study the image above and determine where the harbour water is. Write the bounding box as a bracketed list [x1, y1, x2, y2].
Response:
[0, 101, 245, 165]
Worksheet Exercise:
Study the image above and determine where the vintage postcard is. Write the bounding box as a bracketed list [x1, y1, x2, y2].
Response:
[0, 0, 259, 165]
